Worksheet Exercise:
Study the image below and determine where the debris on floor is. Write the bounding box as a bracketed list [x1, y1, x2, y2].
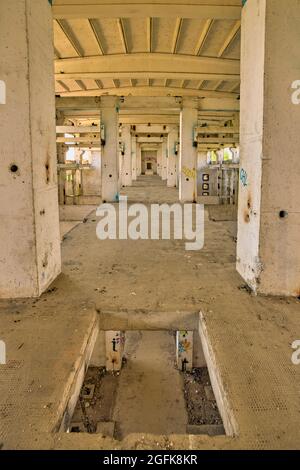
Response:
[183, 367, 225, 435]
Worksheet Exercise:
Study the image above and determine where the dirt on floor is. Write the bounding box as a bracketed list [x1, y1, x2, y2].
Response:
[70, 367, 118, 434]
[184, 368, 223, 426]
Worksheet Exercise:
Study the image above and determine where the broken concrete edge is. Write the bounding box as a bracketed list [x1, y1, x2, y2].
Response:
[198, 311, 239, 438]
[53, 311, 99, 433]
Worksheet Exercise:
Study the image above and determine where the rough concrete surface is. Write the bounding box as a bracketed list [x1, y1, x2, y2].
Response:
[0, 176, 299, 449]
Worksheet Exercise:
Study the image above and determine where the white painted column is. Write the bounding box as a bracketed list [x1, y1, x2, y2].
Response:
[0, 0, 61, 299]
[131, 136, 137, 181]
[101, 96, 120, 202]
[179, 98, 198, 202]
[167, 126, 178, 187]
[237, 0, 300, 296]
[176, 331, 193, 372]
[161, 137, 168, 181]
[56, 111, 67, 205]
[157, 144, 162, 177]
[136, 143, 142, 176]
[121, 125, 132, 186]
[105, 331, 125, 372]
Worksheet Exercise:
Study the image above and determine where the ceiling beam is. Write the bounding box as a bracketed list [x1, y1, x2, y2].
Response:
[213, 80, 223, 91]
[194, 19, 214, 56]
[56, 80, 70, 92]
[52, 2, 242, 20]
[146, 17, 153, 53]
[229, 82, 240, 93]
[88, 19, 105, 55]
[171, 18, 183, 54]
[55, 53, 240, 82]
[55, 85, 239, 99]
[218, 20, 241, 57]
[55, 19, 83, 57]
[117, 18, 129, 54]
[95, 79, 103, 89]
[75, 80, 87, 90]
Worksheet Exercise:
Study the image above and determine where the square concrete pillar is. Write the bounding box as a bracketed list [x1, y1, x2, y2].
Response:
[179, 98, 198, 202]
[0, 0, 61, 299]
[167, 127, 178, 187]
[161, 137, 168, 181]
[237, 0, 300, 296]
[121, 125, 132, 186]
[136, 143, 142, 176]
[157, 144, 162, 177]
[132, 136, 137, 181]
[176, 331, 193, 372]
[101, 96, 120, 202]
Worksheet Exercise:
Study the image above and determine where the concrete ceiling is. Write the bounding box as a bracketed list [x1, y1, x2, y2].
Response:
[52, 0, 241, 100]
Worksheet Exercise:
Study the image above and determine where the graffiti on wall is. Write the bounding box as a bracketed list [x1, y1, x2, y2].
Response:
[240, 168, 248, 187]
[176, 331, 193, 372]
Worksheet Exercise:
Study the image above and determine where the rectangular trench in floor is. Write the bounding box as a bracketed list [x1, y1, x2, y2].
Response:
[56, 320, 237, 440]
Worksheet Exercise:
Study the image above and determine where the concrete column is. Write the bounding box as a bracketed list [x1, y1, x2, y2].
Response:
[176, 331, 193, 372]
[161, 137, 168, 181]
[237, 0, 300, 296]
[136, 143, 142, 176]
[179, 98, 198, 202]
[121, 125, 132, 186]
[0, 0, 61, 299]
[56, 111, 67, 205]
[157, 144, 162, 177]
[105, 331, 125, 372]
[132, 136, 137, 181]
[101, 96, 120, 202]
[167, 127, 178, 187]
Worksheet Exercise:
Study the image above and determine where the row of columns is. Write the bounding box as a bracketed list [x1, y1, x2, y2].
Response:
[0, 0, 298, 298]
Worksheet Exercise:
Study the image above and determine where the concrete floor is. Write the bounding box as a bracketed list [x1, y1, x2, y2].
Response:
[0, 175, 300, 449]
[113, 331, 188, 439]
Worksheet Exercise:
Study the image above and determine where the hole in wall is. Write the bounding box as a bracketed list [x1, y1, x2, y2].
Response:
[279, 210, 288, 219]
[10, 164, 19, 173]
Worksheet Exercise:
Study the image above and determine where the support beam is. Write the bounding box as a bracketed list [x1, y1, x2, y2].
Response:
[88, 19, 105, 55]
[0, 0, 61, 298]
[117, 18, 128, 54]
[55, 19, 83, 57]
[52, 2, 242, 20]
[218, 20, 241, 58]
[56, 85, 239, 99]
[195, 19, 214, 56]
[54, 54, 240, 82]
[171, 18, 183, 54]
[146, 17, 152, 53]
